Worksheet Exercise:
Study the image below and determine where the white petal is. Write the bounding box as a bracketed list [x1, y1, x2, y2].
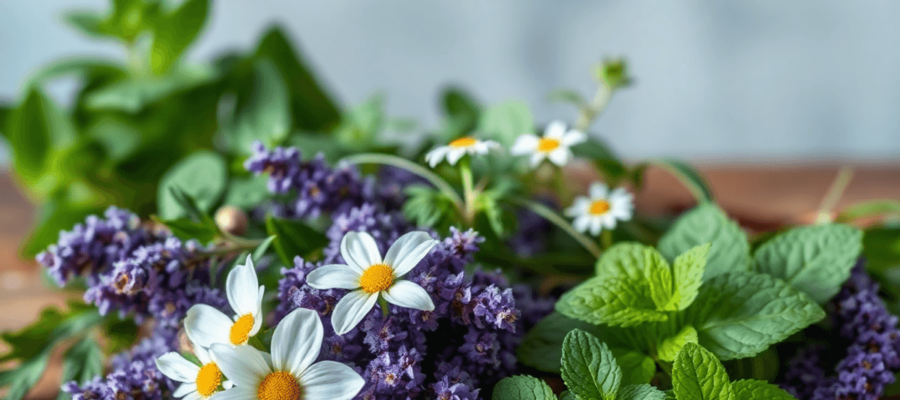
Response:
[446, 148, 466, 165]
[209, 386, 257, 400]
[300, 361, 366, 400]
[425, 147, 449, 168]
[382, 280, 435, 311]
[193, 343, 211, 365]
[306, 264, 362, 290]
[155, 352, 199, 383]
[589, 182, 609, 199]
[331, 290, 378, 335]
[590, 218, 604, 236]
[271, 308, 323, 377]
[529, 152, 545, 168]
[226, 255, 259, 317]
[565, 197, 589, 217]
[223, 380, 234, 390]
[185, 305, 233, 348]
[544, 120, 567, 139]
[173, 383, 198, 398]
[182, 392, 204, 400]
[209, 343, 269, 388]
[602, 214, 619, 229]
[562, 129, 587, 146]
[510, 135, 539, 155]
[547, 148, 571, 166]
[383, 232, 437, 277]
[340, 231, 382, 271]
[572, 215, 592, 233]
[251, 285, 265, 336]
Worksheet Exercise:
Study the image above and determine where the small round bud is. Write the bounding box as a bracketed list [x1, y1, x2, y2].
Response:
[596, 58, 633, 90]
[215, 205, 249, 236]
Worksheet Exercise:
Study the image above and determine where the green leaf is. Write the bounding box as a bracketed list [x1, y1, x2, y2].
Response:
[559, 391, 578, 400]
[731, 380, 796, 400]
[223, 175, 271, 209]
[255, 26, 341, 131]
[335, 94, 385, 148]
[438, 87, 480, 139]
[618, 384, 668, 400]
[658, 204, 750, 280]
[683, 272, 825, 360]
[657, 325, 699, 362]
[595, 242, 655, 280]
[20, 201, 104, 258]
[670, 244, 709, 310]
[836, 199, 900, 224]
[572, 138, 629, 184]
[150, 0, 210, 73]
[517, 312, 605, 373]
[862, 226, 900, 274]
[556, 275, 668, 327]
[561, 329, 622, 400]
[645, 249, 677, 311]
[610, 348, 657, 386]
[752, 224, 862, 304]
[491, 375, 556, 400]
[226, 59, 292, 153]
[27, 58, 126, 85]
[56, 337, 104, 400]
[635, 159, 713, 203]
[253, 235, 277, 262]
[402, 185, 458, 230]
[158, 151, 228, 220]
[154, 216, 219, 243]
[265, 216, 329, 266]
[0, 353, 51, 400]
[672, 343, 734, 400]
[85, 65, 218, 112]
[478, 100, 533, 148]
[547, 88, 588, 109]
[6, 87, 76, 185]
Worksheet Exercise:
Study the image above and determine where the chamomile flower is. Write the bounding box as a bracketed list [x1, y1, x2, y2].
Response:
[565, 182, 633, 236]
[510, 120, 586, 168]
[209, 308, 364, 400]
[185, 255, 264, 348]
[307, 231, 438, 335]
[424, 137, 500, 168]
[156, 343, 229, 399]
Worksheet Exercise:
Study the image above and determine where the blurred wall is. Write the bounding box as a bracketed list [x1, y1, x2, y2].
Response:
[2, 0, 900, 163]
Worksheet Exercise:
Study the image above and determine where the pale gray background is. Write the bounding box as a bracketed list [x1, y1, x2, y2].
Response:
[2, 0, 900, 164]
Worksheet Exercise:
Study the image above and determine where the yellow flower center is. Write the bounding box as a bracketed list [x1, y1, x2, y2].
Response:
[449, 137, 478, 148]
[359, 263, 394, 294]
[195, 362, 222, 398]
[589, 200, 611, 216]
[229, 314, 255, 345]
[258, 371, 303, 400]
[537, 138, 561, 152]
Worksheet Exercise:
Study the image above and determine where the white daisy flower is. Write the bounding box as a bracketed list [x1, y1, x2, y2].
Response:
[565, 182, 634, 236]
[307, 231, 438, 335]
[424, 136, 500, 168]
[155, 343, 230, 399]
[209, 308, 364, 400]
[510, 120, 587, 168]
[185, 255, 264, 348]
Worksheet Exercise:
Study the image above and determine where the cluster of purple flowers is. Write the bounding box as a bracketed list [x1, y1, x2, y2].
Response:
[782, 262, 900, 400]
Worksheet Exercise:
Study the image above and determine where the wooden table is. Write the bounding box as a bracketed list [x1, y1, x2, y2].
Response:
[1, 165, 898, 399]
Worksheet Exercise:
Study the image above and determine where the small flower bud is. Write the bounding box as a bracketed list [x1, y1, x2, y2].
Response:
[596, 58, 632, 90]
[215, 205, 249, 236]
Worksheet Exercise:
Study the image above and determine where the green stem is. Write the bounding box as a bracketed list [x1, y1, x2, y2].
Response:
[575, 84, 613, 131]
[341, 153, 464, 209]
[600, 230, 613, 250]
[509, 196, 602, 259]
[816, 166, 854, 224]
[459, 157, 476, 224]
[378, 296, 390, 318]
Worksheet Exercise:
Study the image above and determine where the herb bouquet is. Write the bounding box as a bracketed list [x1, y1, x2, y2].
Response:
[4, 1, 900, 400]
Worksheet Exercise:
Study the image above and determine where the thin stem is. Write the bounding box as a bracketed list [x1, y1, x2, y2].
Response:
[459, 157, 476, 224]
[378, 296, 390, 318]
[575, 84, 613, 131]
[341, 153, 464, 208]
[509, 196, 602, 259]
[600, 230, 613, 250]
[816, 166, 854, 224]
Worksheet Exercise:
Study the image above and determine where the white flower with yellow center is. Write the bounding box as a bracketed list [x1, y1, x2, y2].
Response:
[565, 182, 634, 236]
[424, 136, 500, 168]
[209, 308, 364, 400]
[307, 231, 438, 335]
[510, 120, 587, 168]
[156, 343, 227, 399]
[185, 255, 264, 348]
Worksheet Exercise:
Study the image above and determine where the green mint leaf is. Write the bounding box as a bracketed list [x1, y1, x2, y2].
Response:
[658, 204, 750, 279]
[556, 276, 668, 327]
[517, 312, 605, 373]
[478, 100, 534, 148]
[223, 58, 292, 154]
[596, 242, 655, 280]
[491, 375, 555, 400]
[731, 380, 796, 400]
[671, 244, 709, 310]
[561, 329, 622, 400]
[753, 224, 863, 304]
[657, 325, 699, 362]
[684, 272, 825, 360]
[672, 343, 735, 400]
[559, 391, 578, 400]
[265, 215, 330, 266]
[85, 66, 218, 112]
[618, 384, 668, 400]
[645, 249, 677, 311]
[149, 0, 209, 74]
[610, 348, 657, 386]
[158, 151, 227, 220]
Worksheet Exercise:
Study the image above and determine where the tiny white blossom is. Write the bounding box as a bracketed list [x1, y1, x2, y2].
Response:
[184, 255, 264, 348]
[155, 342, 232, 399]
[565, 182, 633, 236]
[510, 121, 586, 168]
[424, 137, 500, 168]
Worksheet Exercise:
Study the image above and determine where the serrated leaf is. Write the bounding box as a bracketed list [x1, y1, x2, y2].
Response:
[595, 242, 655, 280]
[56, 336, 104, 400]
[517, 312, 606, 373]
[753, 224, 862, 304]
[265, 216, 329, 266]
[492, 375, 556, 400]
[672, 343, 734, 400]
[556, 276, 668, 327]
[657, 325, 699, 362]
[562, 329, 621, 400]
[401, 185, 457, 230]
[158, 151, 227, 220]
[658, 204, 750, 279]
[646, 249, 677, 311]
[610, 348, 656, 386]
[671, 244, 709, 310]
[683, 272, 825, 360]
[618, 384, 668, 400]
[731, 380, 796, 400]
